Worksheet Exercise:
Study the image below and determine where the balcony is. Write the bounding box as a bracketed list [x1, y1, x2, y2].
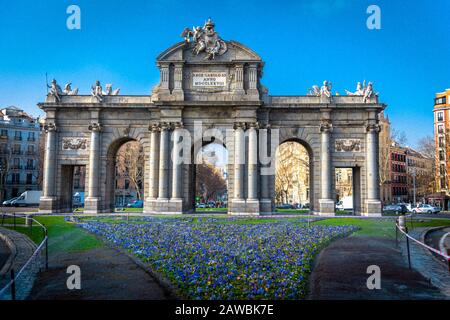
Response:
[0, 134, 8, 140]
[26, 151, 36, 155]
[11, 165, 22, 170]
[14, 136, 22, 141]
[25, 165, 36, 170]
[27, 137, 36, 142]
[11, 150, 22, 155]
[6, 180, 34, 186]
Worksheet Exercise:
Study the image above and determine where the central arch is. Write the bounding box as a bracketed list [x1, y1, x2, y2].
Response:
[274, 138, 315, 213]
[104, 137, 146, 212]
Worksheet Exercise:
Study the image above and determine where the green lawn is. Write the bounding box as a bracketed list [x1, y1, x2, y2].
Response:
[195, 207, 228, 212]
[275, 209, 309, 214]
[312, 217, 450, 238]
[3, 216, 103, 253]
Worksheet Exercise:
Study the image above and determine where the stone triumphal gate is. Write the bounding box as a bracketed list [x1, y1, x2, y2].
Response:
[39, 20, 384, 216]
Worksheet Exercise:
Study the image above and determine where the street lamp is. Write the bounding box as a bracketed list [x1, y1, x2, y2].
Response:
[0, 163, 5, 202]
[412, 168, 417, 207]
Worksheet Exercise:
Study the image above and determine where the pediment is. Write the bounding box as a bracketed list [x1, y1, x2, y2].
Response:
[156, 40, 262, 63]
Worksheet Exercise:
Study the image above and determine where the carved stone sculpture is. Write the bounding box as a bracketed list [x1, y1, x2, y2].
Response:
[62, 138, 87, 150]
[91, 80, 103, 102]
[320, 81, 332, 98]
[104, 84, 120, 96]
[345, 80, 379, 103]
[181, 18, 227, 60]
[335, 139, 361, 152]
[48, 79, 63, 102]
[64, 83, 78, 95]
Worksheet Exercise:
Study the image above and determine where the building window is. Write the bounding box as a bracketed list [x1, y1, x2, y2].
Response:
[27, 145, 35, 154]
[26, 173, 32, 185]
[440, 150, 445, 161]
[124, 180, 130, 190]
[439, 137, 445, 147]
[12, 173, 20, 184]
[14, 131, 22, 140]
[435, 96, 447, 105]
[26, 159, 34, 170]
[0, 129, 7, 138]
[27, 132, 35, 141]
[438, 125, 444, 134]
[12, 144, 21, 154]
[13, 158, 20, 169]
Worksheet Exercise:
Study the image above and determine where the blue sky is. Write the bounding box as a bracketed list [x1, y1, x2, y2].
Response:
[0, 0, 449, 147]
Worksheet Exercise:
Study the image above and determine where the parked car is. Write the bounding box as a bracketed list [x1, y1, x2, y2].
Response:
[383, 204, 408, 215]
[412, 204, 440, 214]
[276, 204, 294, 209]
[11, 191, 42, 207]
[2, 196, 19, 207]
[126, 199, 143, 208]
[207, 201, 216, 208]
[196, 203, 206, 209]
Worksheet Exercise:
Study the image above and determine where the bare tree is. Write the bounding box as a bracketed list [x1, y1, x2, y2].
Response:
[417, 135, 438, 193]
[275, 142, 309, 204]
[196, 163, 227, 202]
[35, 129, 46, 189]
[392, 128, 408, 147]
[0, 143, 12, 202]
[116, 141, 145, 199]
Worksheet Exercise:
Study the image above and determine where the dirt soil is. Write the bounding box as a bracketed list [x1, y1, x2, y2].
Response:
[308, 236, 446, 300]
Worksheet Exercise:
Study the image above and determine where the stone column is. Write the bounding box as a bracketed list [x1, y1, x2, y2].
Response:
[41, 123, 57, 198]
[247, 122, 258, 200]
[318, 119, 335, 215]
[259, 125, 272, 214]
[85, 123, 102, 213]
[364, 122, 382, 216]
[158, 122, 170, 200]
[171, 122, 183, 199]
[148, 124, 160, 199]
[233, 122, 245, 201]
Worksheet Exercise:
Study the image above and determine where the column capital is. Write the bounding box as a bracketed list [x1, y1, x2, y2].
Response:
[159, 122, 171, 131]
[88, 122, 102, 132]
[173, 121, 184, 129]
[234, 122, 247, 130]
[44, 122, 57, 133]
[366, 123, 381, 133]
[149, 123, 161, 132]
[319, 120, 333, 133]
[248, 122, 259, 129]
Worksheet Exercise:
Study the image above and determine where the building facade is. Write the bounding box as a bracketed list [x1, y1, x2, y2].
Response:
[0, 106, 41, 201]
[405, 147, 434, 203]
[434, 88, 450, 194]
[38, 20, 385, 216]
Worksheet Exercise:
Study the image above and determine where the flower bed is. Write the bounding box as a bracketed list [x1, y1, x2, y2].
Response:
[81, 218, 356, 299]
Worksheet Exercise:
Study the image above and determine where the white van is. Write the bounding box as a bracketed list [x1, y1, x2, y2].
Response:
[11, 191, 42, 207]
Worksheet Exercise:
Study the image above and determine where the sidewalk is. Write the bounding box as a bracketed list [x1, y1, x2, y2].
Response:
[308, 236, 447, 300]
[28, 246, 172, 300]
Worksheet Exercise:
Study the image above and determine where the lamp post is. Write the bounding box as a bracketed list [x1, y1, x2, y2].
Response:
[0, 163, 6, 202]
[412, 168, 417, 207]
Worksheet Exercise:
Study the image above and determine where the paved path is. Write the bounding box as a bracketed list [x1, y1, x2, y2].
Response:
[308, 236, 446, 300]
[0, 238, 9, 271]
[405, 228, 450, 296]
[28, 246, 171, 300]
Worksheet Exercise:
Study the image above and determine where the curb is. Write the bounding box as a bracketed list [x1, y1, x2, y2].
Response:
[419, 227, 449, 266]
[0, 228, 17, 276]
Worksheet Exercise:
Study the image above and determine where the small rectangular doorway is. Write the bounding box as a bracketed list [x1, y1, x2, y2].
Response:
[335, 167, 361, 215]
[60, 165, 86, 212]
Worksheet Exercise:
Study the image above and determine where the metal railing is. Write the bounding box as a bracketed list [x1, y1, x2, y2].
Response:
[0, 213, 48, 300]
[395, 215, 450, 272]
